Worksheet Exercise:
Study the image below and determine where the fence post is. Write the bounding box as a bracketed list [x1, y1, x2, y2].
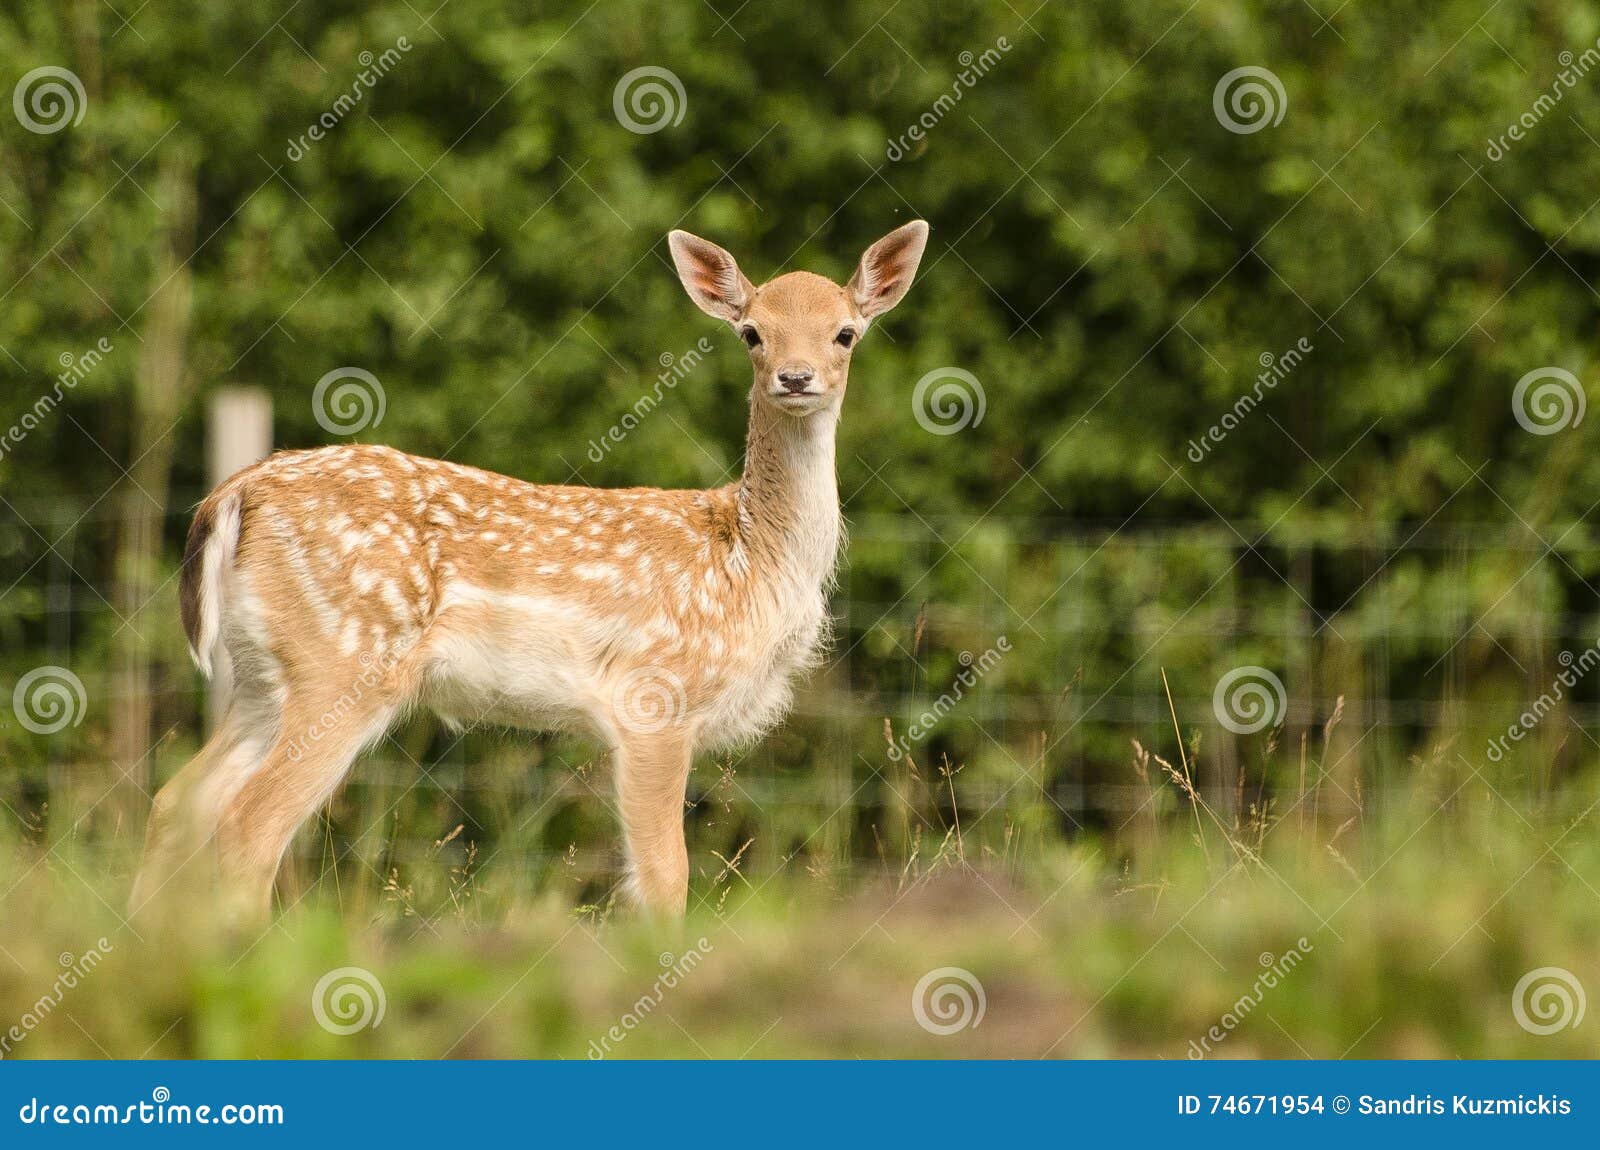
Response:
[205, 387, 272, 726]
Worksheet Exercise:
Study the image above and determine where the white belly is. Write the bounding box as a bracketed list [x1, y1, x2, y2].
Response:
[416, 582, 616, 736]
[413, 580, 829, 751]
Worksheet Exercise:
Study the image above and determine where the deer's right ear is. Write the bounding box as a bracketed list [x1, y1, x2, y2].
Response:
[668, 230, 754, 324]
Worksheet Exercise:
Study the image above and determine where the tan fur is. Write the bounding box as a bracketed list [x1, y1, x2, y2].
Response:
[131, 221, 928, 922]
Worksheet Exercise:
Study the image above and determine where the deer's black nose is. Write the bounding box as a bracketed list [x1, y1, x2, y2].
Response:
[777, 365, 815, 392]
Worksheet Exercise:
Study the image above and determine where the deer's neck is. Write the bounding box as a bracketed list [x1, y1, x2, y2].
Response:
[734, 394, 842, 593]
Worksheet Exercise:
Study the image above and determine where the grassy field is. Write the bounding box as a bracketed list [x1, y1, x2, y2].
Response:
[2, 770, 1596, 1060]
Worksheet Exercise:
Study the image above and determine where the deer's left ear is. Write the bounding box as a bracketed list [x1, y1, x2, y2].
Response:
[849, 220, 929, 319]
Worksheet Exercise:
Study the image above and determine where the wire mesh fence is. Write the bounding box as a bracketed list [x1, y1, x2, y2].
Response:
[2, 492, 1594, 905]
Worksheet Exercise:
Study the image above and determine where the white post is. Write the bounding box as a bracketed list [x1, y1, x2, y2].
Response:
[208, 386, 273, 491]
[205, 386, 272, 724]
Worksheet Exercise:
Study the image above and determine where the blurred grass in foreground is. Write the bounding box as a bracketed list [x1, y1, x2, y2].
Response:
[1, 778, 1595, 1059]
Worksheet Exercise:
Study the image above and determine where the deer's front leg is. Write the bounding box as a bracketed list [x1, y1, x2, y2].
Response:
[614, 731, 693, 914]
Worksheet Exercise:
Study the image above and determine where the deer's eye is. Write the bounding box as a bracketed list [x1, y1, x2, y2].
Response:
[836, 327, 857, 349]
[740, 326, 762, 349]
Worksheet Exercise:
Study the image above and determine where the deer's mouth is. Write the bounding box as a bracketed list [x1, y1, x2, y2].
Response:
[770, 386, 824, 409]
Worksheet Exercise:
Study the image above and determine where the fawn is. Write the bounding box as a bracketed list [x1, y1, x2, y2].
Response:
[131, 220, 929, 921]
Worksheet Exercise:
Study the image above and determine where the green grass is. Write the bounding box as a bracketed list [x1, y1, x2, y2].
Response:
[2, 778, 1596, 1059]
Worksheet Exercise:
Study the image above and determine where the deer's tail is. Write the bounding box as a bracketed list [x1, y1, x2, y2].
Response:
[179, 488, 244, 679]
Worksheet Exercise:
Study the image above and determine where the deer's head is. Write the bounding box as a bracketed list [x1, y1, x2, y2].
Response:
[668, 221, 928, 417]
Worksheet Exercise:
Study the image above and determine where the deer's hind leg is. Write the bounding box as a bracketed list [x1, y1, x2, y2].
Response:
[214, 668, 403, 925]
[130, 709, 272, 915]
[130, 651, 284, 917]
